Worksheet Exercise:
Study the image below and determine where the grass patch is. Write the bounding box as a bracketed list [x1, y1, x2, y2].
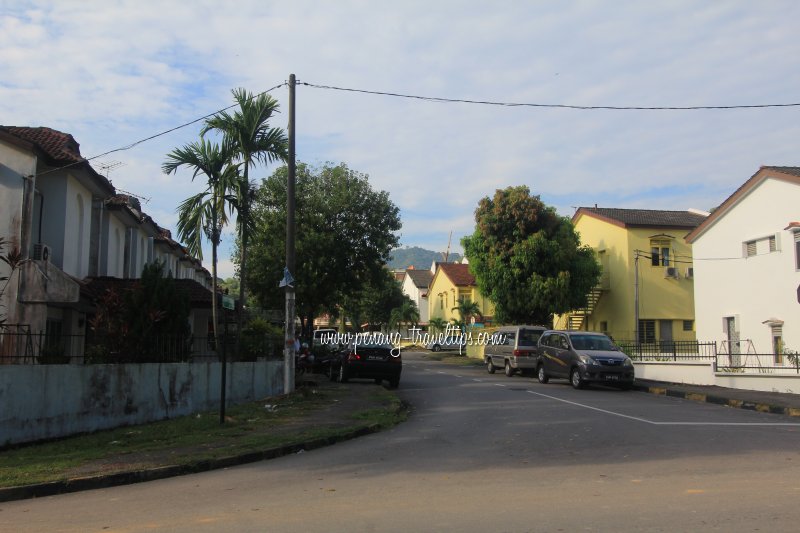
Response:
[423, 352, 482, 366]
[0, 384, 404, 489]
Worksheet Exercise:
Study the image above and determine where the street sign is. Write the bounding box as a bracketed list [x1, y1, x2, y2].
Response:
[222, 295, 235, 310]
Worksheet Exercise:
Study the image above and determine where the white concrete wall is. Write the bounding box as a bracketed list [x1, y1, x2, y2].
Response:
[714, 373, 800, 394]
[401, 275, 429, 324]
[693, 176, 800, 353]
[62, 174, 94, 279]
[0, 360, 283, 446]
[633, 361, 716, 385]
[106, 216, 126, 278]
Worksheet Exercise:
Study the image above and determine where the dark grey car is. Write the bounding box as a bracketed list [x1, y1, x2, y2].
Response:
[536, 330, 634, 389]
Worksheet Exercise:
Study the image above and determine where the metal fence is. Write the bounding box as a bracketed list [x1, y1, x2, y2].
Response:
[0, 330, 284, 365]
[715, 351, 800, 375]
[618, 340, 718, 361]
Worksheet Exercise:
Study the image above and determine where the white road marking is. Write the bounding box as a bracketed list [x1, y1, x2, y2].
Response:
[525, 390, 800, 426]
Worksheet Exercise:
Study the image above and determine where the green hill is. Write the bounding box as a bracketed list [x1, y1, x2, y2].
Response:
[388, 246, 461, 270]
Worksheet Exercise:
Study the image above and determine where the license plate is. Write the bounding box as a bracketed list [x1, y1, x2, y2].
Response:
[368, 355, 385, 361]
[604, 374, 620, 381]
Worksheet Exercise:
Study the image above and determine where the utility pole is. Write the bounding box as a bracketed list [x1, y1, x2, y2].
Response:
[634, 250, 640, 355]
[284, 74, 297, 394]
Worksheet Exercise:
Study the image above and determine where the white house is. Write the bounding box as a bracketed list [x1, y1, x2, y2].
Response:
[401, 267, 432, 325]
[686, 166, 800, 360]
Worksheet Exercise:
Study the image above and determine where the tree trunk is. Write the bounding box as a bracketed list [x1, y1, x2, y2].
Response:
[235, 166, 250, 358]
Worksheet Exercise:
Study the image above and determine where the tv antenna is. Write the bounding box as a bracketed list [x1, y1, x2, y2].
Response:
[96, 160, 125, 177]
[441, 230, 452, 263]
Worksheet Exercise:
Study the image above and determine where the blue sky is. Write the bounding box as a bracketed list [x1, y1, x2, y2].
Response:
[2, 1, 799, 278]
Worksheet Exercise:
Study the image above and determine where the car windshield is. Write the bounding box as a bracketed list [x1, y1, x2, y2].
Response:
[519, 329, 542, 345]
[569, 335, 615, 351]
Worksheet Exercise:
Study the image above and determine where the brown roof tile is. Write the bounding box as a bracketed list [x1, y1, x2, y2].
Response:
[405, 268, 433, 289]
[438, 263, 475, 286]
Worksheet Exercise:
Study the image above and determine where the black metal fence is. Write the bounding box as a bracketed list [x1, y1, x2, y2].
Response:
[618, 340, 717, 361]
[0, 330, 284, 365]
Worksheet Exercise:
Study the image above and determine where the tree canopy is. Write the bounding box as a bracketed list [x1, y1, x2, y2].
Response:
[461, 185, 600, 325]
[245, 162, 401, 330]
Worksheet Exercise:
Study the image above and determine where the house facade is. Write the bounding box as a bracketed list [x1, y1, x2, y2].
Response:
[428, 262, 494, 325]
[686, 166, 800, 359]
[401, 267, 432, 325]
[558, 207, 707, 342]
[0, 126, 215, 360]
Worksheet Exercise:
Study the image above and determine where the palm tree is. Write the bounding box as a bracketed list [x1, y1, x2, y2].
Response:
[452, 299, 482, 328]
[428, 317, 447, 335]
[202, 88, 288, 336]
[163, 138, 239, 348]
[389, 300, 420, 334]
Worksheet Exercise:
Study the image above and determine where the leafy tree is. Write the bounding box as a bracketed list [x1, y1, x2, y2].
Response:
[219, 277, 240, 299]
[202, 88, 288, 334]
[462, 185, 601, 325]
[87, 261, 191, 362]
[245, 162, 401, 330]
[163, 138, 239, 347]
[341, 268, 407, 332]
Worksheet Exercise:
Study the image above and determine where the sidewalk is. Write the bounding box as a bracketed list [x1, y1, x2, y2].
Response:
[632, 379, 800, 416]
[0, 377, 406, 503]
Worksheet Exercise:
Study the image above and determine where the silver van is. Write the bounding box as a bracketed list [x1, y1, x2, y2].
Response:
[485, 325, 547, 377]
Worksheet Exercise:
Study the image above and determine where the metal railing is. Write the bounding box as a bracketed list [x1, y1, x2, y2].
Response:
[618, 340, 717, 361]
[0, 330, 284, 365]
[715, 352, 800, 375]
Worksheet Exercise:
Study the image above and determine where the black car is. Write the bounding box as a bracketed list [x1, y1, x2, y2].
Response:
[330, 340, 402, 388]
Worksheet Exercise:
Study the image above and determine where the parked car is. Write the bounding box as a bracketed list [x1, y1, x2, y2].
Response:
[536, 330, 634, 390]
[425, 334, 467, 352]
[484, 325, 547, 377]
[330, 340, 402, 388]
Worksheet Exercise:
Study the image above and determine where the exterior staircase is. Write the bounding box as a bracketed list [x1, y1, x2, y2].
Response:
[566, 286, 604, 330]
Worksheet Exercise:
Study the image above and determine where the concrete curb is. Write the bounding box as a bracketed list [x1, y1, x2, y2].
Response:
[631, 383, 800, 417]
[0, 402, 407, 503]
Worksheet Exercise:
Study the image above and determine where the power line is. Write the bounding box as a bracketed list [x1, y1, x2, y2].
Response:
[33, 82, 288, 179]
[300, 81, 800, 111]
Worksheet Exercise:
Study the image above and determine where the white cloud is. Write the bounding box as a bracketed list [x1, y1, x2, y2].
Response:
[2, 0, 799, 267]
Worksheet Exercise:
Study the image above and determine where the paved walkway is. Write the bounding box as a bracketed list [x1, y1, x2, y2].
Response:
[633, 378, 800, 415]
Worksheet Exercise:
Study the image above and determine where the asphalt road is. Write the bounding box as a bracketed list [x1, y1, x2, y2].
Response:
[3, 352, 800, 532]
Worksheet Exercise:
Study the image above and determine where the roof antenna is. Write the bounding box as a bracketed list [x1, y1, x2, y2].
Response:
[441, 230, 452, 263]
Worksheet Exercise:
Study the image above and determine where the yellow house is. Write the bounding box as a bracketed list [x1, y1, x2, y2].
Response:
[556, 207, 708, 342]
[428, 263, 495, 325]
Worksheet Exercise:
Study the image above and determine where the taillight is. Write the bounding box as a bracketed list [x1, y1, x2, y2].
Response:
[347, 352, 361, 362]
[513, 350, 532, 357]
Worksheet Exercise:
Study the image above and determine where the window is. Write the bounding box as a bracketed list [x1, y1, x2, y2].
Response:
[744, 234, 779, 257]
[650, 240, 671, 266]
[771, 324, 784, 364]
[795, 231, 800, 270]
[638, 320, 656, 343]
[683, 320, 694, 332]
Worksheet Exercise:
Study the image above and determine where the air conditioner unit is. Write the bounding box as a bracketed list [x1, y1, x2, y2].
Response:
[33, 243, 51, 262]
[685, 267, 694, 279]
[664, 266, 678, 278]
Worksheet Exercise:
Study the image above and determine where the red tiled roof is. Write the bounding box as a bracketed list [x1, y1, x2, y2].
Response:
[0, 125, 115, 193]
[3, 126, 84, 164]
[438, 263, 475, 286]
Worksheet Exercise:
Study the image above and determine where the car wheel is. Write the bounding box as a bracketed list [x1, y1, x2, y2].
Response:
[329, 365, 338, 382]
[486, 358, 496, 374]
[338, 364, 349, 383]
[504, 361, 516, 377]
[388, 377, 400, 389]
[537, 364, 549, 384]
[432, 344, 441, 352]
[570, 368, 586, 389]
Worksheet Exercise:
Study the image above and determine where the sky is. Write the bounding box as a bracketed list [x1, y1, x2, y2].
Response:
[2, 1, 799, 278]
